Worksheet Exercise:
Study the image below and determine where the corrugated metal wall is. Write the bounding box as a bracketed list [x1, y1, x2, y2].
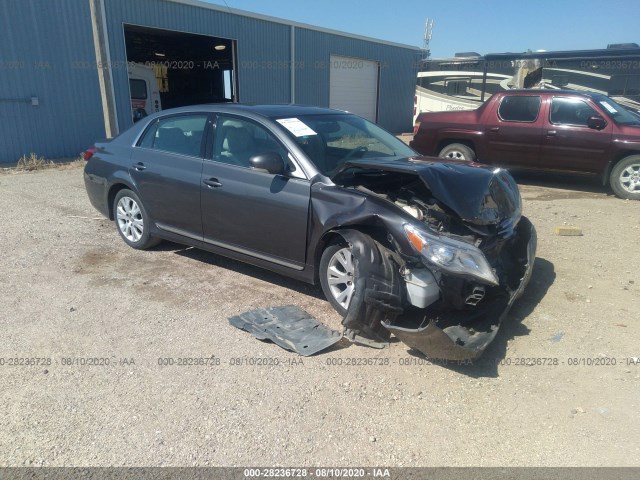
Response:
[103, 0, 293, 132]
[0, 0, 418, 162]
[294, 28, 419, 133]
[0, 0, 105, 163]
[103, 0, 419, 134]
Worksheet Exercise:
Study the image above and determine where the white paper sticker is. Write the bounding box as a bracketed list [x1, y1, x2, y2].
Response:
[599, 101, 618, 114]
[276, 118, 317, 137]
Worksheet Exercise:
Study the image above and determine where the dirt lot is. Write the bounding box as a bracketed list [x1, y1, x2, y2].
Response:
[0, 165, 639, 467]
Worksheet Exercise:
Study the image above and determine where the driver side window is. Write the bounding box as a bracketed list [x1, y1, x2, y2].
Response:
[213, 116, 288, 168]
[550, 97, 598, 127]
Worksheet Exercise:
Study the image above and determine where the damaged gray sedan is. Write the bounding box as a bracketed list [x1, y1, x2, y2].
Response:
[84, 104, 536, 360]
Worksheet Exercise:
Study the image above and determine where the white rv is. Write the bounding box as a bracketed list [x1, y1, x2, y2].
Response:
[414, 45, 640, 124]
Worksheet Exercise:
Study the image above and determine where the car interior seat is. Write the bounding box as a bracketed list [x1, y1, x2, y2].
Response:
[220, 126, 255, 166]
[155, 127, 188, 154]
[553, 103, 577, 125]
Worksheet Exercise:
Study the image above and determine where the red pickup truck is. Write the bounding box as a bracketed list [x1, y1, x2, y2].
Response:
[410, 90, 640, 200]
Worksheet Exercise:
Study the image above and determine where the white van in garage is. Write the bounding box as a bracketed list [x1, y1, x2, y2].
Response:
[127, 63, 162, 122]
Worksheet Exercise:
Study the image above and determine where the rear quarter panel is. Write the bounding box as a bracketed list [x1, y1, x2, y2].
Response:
[84, 142, 136, 220]
[411, 107, 487, 157]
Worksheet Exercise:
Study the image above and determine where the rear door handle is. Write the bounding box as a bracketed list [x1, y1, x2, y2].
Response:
[203, 178, 223, 188]
[489, 127, 500, 133]
[134, 162, 146, 171]
[547, 130, 557, 137]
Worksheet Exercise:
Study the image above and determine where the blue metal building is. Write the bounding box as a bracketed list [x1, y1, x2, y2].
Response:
[0, 0, 420, 163]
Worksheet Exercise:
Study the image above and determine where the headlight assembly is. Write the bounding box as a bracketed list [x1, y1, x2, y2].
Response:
[403, 223, 499, 286]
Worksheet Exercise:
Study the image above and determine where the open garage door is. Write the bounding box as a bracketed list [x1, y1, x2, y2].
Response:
[124, 24, 237, 123]
[329, 55, 379, 122]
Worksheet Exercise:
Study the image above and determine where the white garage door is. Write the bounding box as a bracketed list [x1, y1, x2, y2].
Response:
[329, 55, 379, 122]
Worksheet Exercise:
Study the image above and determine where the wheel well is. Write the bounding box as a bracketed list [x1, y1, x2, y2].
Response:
[313, 226, 390, 285]
[107, 184, 130, 220]
[436, 139, 475, 155]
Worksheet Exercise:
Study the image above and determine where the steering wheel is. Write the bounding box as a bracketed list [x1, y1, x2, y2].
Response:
[343, 145, 369, 161]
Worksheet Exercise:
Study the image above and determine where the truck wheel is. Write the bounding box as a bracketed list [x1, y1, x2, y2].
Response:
[610, 155, 640, 200]
[438, 143, 476, 162]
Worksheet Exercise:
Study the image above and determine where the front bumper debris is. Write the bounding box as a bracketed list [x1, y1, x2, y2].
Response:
[228, 305, 342, 356]
[230, 220, 537, 362]
[385, 219, 537, 360]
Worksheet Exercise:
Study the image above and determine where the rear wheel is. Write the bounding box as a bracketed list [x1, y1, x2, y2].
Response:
[610, 155, 640, 200]
[438, 143, 476, 162]
[113, 189, 161, 250]
[320, 242, 356, 316]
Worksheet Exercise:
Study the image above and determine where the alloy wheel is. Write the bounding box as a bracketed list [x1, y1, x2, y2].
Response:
[116, 196, 144, 243]
[326, 247, 356, 310]
[620, 163, 640, 193]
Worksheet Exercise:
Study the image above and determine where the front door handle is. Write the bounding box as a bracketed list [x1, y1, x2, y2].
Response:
[489, 127, 500, 133]
[203, 178, 223, 188]
[547, 130, 557, 137]
[134, 162, 146, 171]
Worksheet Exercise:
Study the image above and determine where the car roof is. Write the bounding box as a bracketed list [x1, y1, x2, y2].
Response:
[503, 89, 605, 100]
[152, 103, 351, 118]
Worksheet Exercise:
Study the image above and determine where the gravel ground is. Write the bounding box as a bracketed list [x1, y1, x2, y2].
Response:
[0, 165, 639, 467]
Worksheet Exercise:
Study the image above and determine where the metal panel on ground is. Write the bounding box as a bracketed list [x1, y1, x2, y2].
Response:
[329, 55, 379, 122]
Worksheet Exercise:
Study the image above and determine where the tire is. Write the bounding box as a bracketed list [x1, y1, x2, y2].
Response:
[113, 189, 161, 250]
[319, 241, 357, 316]
[610, 155, 640, 200]
[438, 143, 476, 162]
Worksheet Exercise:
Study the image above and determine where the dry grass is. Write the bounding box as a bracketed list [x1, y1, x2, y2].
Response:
[16, 153, 54, 171]
[2, 154, 85, 175]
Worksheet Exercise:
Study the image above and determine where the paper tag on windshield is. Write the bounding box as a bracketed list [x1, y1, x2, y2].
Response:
[600, 101, 618, 114]
[277, 118, 317, 137]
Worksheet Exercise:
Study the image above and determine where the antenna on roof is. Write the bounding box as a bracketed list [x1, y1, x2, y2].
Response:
[423, 19, 434, 61]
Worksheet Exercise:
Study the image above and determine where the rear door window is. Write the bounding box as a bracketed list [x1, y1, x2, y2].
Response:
[138, 114, 208, 157]
[498, 95, 541, 122]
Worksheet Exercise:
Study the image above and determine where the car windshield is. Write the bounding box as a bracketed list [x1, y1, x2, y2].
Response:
[594, 95, 640, 126]
[274, 114, 416, 176]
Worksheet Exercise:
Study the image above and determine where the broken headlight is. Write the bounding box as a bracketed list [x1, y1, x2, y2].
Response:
[403, 224, 499, 286]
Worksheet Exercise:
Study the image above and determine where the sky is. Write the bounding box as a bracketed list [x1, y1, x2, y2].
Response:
[202, 0, 640, 58]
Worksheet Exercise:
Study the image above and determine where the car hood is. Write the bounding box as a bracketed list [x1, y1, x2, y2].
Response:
[333, 157, 522, 229]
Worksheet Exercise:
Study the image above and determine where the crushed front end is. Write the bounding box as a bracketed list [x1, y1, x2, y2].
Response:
[331, 158, 537, 360]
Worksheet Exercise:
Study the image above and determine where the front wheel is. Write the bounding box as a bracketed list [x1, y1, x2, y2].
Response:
[113, 189, 161, 249]
[438, 143, 476, 162]
[610, 155, 640, 200]
[319, 242, 356, 316]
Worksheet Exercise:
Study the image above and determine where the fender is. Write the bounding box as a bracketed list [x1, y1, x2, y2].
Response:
[330, 229, 404, 345]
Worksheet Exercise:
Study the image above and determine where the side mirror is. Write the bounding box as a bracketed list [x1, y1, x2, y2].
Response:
[587, 115, 606, 130]
[249, 152, 285, 175]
